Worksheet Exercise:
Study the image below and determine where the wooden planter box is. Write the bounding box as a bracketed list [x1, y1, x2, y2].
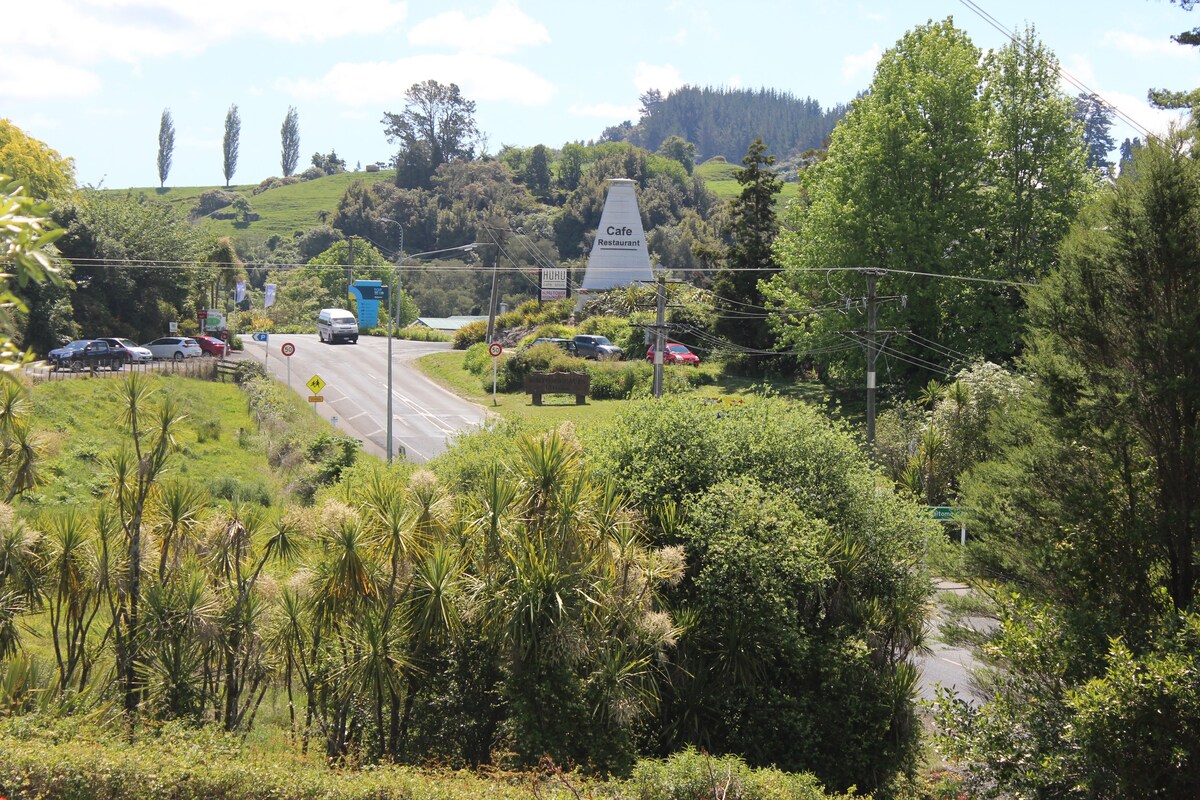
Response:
[524, 371, 590, 405]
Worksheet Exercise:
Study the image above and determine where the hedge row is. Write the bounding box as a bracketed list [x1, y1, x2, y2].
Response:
[0, 719, 846, 800]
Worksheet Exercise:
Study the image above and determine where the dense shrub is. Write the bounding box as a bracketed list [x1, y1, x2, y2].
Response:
[251, 176, 301, 195]
[587, 360, 648, 400]
[463, 341, 491, 375]
[0, 720, 849, 800]
[519, 323, 575, 347]
[495, 343, 588, 392]
[210, 474, 273, 506]
[590, 394, 936, 794]
[453, 320, 487, 349]
[190, 189, 239, 219]
[629, 747, 850, 800]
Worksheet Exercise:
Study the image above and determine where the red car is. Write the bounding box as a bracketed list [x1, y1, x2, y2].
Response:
[646, 343, 700, 366]
[193, 335, 229, 357]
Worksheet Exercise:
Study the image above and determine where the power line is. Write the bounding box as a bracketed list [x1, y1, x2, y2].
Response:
[957, 0, 1160, 142]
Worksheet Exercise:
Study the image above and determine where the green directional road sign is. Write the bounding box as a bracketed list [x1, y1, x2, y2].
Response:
[930, 506, 957, 521]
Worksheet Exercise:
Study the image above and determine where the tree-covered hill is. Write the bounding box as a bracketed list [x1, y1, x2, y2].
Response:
[602, 86, 846, 166]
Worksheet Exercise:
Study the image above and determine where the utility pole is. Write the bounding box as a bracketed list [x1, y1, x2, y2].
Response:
[652, 275, 667, 398]
[386, 238, 402, 465]
[866, 269, 879, 453]
[485, 260, 500, 344]
[346, 236, 355, 288]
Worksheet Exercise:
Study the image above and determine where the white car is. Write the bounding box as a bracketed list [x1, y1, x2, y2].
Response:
[98, 337, 153, 364]
[144, 336, 203, 360]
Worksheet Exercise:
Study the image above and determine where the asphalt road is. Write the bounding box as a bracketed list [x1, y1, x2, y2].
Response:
[241, 334, 490, 464]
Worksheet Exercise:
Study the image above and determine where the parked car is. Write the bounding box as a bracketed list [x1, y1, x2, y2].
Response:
[646, 342, 701, 366]
[144, 336, 203, 360]
[47, 339, 123, 371]
[573, 334, 624, 361]
[97, 337, 153, 364]
[526, 337, 579, 354]
[193, 335, 229, 357]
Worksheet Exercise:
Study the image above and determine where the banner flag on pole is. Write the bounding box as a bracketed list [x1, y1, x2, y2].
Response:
[235, 280, 246, 304]
[264, 284, 277, 308]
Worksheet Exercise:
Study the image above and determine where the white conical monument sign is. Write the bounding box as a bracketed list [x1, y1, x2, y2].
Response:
[579, 178, 655, 294]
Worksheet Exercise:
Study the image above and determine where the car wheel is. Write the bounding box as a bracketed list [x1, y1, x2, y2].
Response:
[173, 351, 184, 361]
[111, 360, 121, 371]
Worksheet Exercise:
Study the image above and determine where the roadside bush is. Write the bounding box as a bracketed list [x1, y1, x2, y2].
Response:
[629, 747, 848, 800]
[587, 361, 648, 400]
[495, 344, 587, 392]
[463, 341, 491, 375]
[233, 360, 266, 385]
[519, 323, 575, 347]
[454, 320, 487, 349]
[576, 315, 633, 352]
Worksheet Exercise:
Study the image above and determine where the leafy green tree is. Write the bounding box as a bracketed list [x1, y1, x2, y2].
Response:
[657, 135, 696, 175]
[557, 142, 585, 191]
[53, 191, 208, 341]
[1073, 92, 1116, 170]
[1, 175, 64, 371]
[382, 81, 479, 189]
[766, 19, 988, 383]
[1119, 135, 1143, 174]
[311, 149, 346, 175]
[157, 109, 175, 188]
[280, 106, 300, 178]
[766, 20, 1090, 386]
[0, 121, 75, 201]
[222, 104, 240, 187]
[710, 137, 781, 361]
[983, 26, 1092, 355]
[938, 130, 1200, 799]
[523, 143, 551, 198]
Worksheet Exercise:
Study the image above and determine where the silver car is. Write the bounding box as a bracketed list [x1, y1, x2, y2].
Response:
[144, 336, 203, 360]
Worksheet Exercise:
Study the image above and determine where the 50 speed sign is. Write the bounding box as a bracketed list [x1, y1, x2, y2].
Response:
[488, 343, 503, 357]
[281, 342, 295, 357]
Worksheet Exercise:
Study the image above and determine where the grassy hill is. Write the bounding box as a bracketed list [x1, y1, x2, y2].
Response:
[124, 170, 397, 252]
[695, 157, 800, 205]
[118, 160, 799, 255]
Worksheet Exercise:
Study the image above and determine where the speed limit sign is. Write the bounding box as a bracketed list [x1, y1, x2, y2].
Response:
[488, 343, 503, 357]
[281, 342, 295, 357]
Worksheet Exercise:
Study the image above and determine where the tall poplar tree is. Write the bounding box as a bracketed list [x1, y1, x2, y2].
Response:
[157, 108, 175, 188]
[280, 106, 300, 178]
[222, 104, 240, 187]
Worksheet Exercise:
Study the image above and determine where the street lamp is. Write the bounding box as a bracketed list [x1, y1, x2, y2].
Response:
[381, 231, 479, 465]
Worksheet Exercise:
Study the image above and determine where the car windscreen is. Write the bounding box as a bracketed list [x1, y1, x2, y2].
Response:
[668, 345, 689, 352]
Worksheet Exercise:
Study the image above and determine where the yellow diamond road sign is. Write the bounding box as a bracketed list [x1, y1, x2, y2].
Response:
[306, 374, 326, 395]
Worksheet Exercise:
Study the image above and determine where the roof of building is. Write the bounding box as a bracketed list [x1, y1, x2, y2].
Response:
[412, 315, 488, 331]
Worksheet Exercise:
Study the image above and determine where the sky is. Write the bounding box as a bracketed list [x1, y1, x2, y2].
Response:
[4, 0, 1199, 189]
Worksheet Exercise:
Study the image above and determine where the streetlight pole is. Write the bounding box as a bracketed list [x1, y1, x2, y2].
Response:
[380, 236, 479, 465]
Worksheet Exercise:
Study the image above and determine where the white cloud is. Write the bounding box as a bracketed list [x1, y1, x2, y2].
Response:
[283, 53, 555, 107]
[568, 102, 640, 121]
[6, 0, 409, 66]
[1062, 54, 1097, 87]
[1097, 90, 1192, 140]
[0, 57, 102, 100]
[407, 0, 549, 56]
[842, 44, 881, 82]
[1103, 31, 1199, 60]
[672, 28, 689, 47]
[633, 63, 684, 94]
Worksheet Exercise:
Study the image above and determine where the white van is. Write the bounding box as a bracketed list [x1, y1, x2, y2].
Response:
[317, 308, 359, 344]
